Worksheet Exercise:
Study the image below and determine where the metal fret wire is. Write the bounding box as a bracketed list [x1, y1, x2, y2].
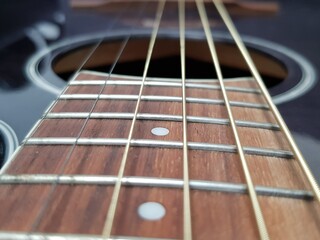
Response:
[59, 94, 269, 110]
[212, 0, 320, 203]
[178, 1, 193, 240]
[70, 80, 261, 93]
[102, 1, 166, 237]
[0, 175, 313, 200]
[0, 232, 175, 240]
[45, 112, 280, 131]
[25, 138, 294, 159]
[195, 1, 269, 239]
[71, 74, 255, 83]
[72, 69, 255, 82]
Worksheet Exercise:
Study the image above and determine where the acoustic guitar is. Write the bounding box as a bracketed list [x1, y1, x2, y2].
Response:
[0, 0, 319, 239]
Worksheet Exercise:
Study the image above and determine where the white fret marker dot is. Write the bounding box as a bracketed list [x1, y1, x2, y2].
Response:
[151, 127, 169, 136]
[137, 202, 166, 221]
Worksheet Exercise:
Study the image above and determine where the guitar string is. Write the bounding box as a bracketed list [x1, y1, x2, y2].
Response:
[102, 1, 166, 237]
[178, 1, 193, 240]
[212, 0, 320, 203]
[195, 0, 270, 239]
[26, 2, 150, 235]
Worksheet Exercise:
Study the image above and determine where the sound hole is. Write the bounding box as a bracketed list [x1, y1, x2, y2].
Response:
[53, 37, 287, 88]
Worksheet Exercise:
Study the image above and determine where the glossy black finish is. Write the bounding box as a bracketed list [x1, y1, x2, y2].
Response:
[235, 0, 320, 182]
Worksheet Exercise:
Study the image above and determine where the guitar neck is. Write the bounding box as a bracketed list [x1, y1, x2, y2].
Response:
[1, 0, 320, 238]
[0, 70, 319, 239]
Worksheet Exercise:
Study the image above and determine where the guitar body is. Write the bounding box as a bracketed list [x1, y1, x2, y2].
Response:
[0, 0, 319, 239]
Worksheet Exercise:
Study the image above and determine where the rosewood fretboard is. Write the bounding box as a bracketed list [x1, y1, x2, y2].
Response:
[0, 71, 319, 239]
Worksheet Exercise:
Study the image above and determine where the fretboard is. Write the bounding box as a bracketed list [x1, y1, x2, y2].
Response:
[0, 71, 319, 239]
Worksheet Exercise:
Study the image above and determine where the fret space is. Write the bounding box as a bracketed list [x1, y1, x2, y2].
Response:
[0, 184, 113, 235]
[52, 100, 96, 113]
[81, 119, 132, 139]
[124, 147, 183, 179]
[35, 185, 113, 235]
[31, 119, 85, 138]
[5, 145, 71, 174]
[259, 195, 320, 239]
[186, 86, 267, 104]
[94, 100, 137, 113]
[103, 85, 141, 95]
[247, 155, 312, 190]
[187, 103, 228, 119]
[189, 150, 244, 183]
[0, 184, 52, 232]
[64, 85, 103, 95]
[187, 122, 235, 145]
[62, 146, 123, 175]
[143, 85, 182, 97]
[139, 101, 182, 115]
[191, 191, 258, 239]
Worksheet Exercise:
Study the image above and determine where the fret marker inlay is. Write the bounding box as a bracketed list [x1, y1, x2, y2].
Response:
[137, 202, 166, 221]
[151, 127, 170, 136]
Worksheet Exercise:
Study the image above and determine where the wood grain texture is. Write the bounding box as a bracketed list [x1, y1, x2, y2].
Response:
[104, 85, 141, 95]
[6, 145, 71, 174]
[63, 146, 123, 175]
[143, 85, 182, 97]
[186, 86, 268, 104]
[247, 155, 312, 189]
[191, 190, 259, 240]
[0, 185, 114, 234]
[1, 71, 319, 239]
[52, 100, 96, 112]
[65, 85, 103, 94]
[139, 100, 183, 115]
[36, 185, 113, 234]
[0, 185, 52, 232]
[260, 196, 320, 239]
[94, 100, 137, 113]
[189, 150, 245, 183]
[124, 147, 183, 178]
[31, 119, 85, 138]
[188, 123, 234, 144]
[81, 119, 132, 138]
